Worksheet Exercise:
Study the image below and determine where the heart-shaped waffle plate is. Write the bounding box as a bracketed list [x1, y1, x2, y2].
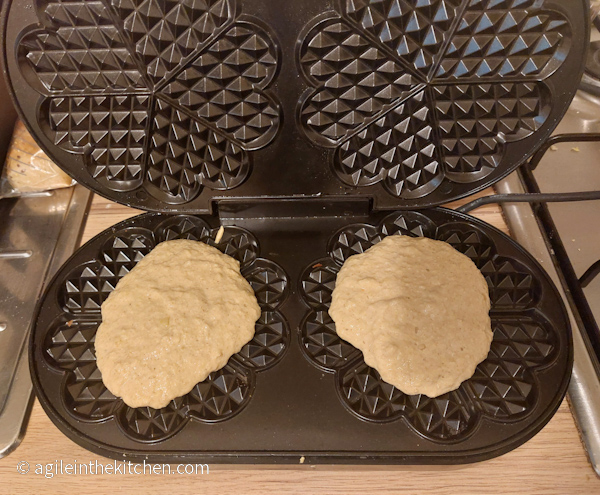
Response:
[1, 0, 588, 211]
[30, 206, 571, 463]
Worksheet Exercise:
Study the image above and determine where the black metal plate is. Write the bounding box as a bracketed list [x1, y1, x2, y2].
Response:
[1, 0, 589, 212]
[30, 205, 572, 463]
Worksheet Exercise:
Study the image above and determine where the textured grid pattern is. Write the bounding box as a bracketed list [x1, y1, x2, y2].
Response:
[481, 257, 539, 309]
[242, 259, 288, 310]
[438, 221, 539, 309]
[62, 261, 120, 312]
[300, 258, 340, 309]
[300, 18, 416, 144]
[339, 362, 413, 421]
[433, 82, 546, 180]
[99, 228, 155, 278]
[110, 0, 232, 83]
[335, 90, 443, 197]
[298, 212, 558, 440]
[301, 310, 361, 371]
[237, 311, 289, 369]
[328, 224, 383, 265]
[19, 0, 280, 205]
[147, 98, 248, 203]
[155, 215, 212, 241]
[465, 316, 556, 418]
[44, 217, 289, 442]
[62, 229, 155, 312]
[46, 320, 121, 421]
[298, 0, 569, 199]
[344, 0, 463, 76]
[401, 388, 474, 437]
[435, 0, 569, 80]
[339, 360, 476, 438]
[379, 210, 437, 237]
[185, 364, 252, 421]
[164, 21, 280, 147]
[436, 222, 495, 268]
[215, 226, 260, 265]
[20, 1, 144, 92]
[48, 95, 149, 188]
[117, 398, 188, 441]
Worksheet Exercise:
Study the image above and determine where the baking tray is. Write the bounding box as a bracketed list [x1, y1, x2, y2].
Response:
[2, 0, 589, 213]
[30, 203, 572, 463]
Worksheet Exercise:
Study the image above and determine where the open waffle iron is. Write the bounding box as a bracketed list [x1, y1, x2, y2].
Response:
[1, 0, 588, 463]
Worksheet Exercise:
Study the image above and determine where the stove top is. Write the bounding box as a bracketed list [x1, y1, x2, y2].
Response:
[469, 89, 600, 475]
[532, 94, 600, 352]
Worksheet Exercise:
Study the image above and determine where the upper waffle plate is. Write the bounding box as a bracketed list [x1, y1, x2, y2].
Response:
[1, 0, 588, 211]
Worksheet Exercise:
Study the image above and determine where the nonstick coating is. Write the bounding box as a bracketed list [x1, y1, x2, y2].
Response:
[30, 206, 572, 464]
[1, 0, 589, 212]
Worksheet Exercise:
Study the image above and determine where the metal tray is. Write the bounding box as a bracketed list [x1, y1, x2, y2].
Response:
[30, 204, 572, 463]
[2, 0, 589, 213]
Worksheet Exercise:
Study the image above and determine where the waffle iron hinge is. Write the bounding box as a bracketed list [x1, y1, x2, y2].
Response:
[214, 196, 373, 222]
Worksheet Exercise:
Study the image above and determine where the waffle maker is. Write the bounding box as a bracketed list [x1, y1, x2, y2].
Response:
[1, 0, 588, 463]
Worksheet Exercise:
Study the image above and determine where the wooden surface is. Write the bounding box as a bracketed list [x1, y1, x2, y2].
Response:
[1, 193, 599, 493]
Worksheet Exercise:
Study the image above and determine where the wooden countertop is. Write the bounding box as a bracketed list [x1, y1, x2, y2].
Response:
[0, 191, 598, 494]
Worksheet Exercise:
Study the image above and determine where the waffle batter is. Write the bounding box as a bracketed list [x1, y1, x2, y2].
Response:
[329, 235, 492, 398]
[95, 239, 261, 409]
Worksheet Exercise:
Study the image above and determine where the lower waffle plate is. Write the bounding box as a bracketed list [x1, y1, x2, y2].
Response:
[30, 204, 572, 464]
